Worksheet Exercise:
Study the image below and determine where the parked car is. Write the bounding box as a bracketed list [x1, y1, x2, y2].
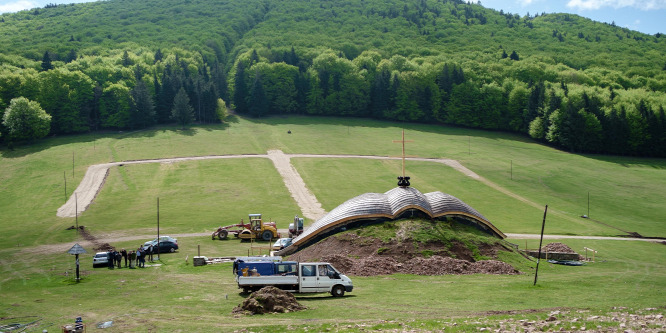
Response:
[272, 238, 292, 251]
[144, 236, 177, 247]
[142, 240, 178, 254]
[93, 252, 109, 267]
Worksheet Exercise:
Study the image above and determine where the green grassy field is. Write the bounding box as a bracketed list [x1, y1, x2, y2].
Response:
[0, 115, 664, 331]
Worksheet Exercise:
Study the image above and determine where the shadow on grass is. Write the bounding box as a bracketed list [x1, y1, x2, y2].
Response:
[295, 294, 358, 301]
[0, 122, 231, 159]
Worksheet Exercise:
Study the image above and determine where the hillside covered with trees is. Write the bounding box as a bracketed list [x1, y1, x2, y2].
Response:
[0, 0, 665, 156]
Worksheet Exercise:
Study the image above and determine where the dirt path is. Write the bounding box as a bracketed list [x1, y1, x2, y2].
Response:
[56, 151, 482, 220]
[55, 150, 639, 241]
[267, 150, 327, 221]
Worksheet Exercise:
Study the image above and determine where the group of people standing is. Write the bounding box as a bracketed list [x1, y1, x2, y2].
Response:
[106, 245, 154, 269]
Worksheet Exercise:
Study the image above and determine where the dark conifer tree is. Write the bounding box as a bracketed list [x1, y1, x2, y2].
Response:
[437, 64, 453, 94]
[65, 49, 77, 63]
[130, 79, 156, 129]
[233, 62, 249, 113]
[370, 69, 391, 118]
[248, 73, 268, 117]
[121, 50, 132, 67]
[294, 71, 308, 113]
[249, 49, 259, 66]
[40, 51, 53, 71]
[509, 51, 520, 61]
[171, 87, 194, 128]
[154, 48, 163, 64]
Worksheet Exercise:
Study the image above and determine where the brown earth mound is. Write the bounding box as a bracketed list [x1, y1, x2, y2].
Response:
[232, 286, 306, 315]
[541, 242, 577, 253]
[288, 233, 519, 276]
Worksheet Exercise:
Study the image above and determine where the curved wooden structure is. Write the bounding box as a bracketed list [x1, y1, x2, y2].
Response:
[277, 186, 505, 256]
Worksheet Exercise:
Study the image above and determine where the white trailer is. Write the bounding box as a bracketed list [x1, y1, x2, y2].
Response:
[236, 262, 353, 297]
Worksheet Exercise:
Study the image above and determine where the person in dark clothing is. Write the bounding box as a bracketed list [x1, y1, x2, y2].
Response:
[115, 251, 122, 268]
[137, 245, 145, 268]
[121, 248, 128, 267]
[107, 249, 114, 269]
[129, 250, 136, 269]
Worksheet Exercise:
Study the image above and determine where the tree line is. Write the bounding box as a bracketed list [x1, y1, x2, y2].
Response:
[231, 48, 665, 157]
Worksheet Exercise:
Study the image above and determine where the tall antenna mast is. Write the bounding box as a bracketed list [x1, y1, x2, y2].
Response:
[393, 129, 414, 187]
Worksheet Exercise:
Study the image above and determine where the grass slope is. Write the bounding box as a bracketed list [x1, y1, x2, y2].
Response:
[0, 116, 664, 330]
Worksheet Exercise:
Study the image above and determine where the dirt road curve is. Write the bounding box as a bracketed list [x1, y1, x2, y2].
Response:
[55, 150, 660, 244]
[56, 151, 480, 220]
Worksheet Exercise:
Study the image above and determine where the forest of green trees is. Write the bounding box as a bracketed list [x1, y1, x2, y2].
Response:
[0, 0, 664, 156]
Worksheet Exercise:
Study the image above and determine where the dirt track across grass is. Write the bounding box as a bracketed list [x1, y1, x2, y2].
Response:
[55, 150, 657, 243]
[55, 150, 480, 220]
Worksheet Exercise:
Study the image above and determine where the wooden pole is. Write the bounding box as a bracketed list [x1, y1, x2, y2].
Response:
[157, 197, 160, 260]
[75, 192, 78, 236]
[75, 253, 80, 281]
[198, 245, 200, 257]
[533, 205, 548, 286]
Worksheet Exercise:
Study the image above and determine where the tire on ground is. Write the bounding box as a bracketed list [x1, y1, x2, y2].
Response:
[331, 285, 345, 297]
[218, 229, 229, 240]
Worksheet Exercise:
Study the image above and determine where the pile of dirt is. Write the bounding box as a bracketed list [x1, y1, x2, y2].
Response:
[288, 233, 519, 276]
[232, 286, 306, 315]
[541, 242, 577, 253]
[319, 254, 518, 276]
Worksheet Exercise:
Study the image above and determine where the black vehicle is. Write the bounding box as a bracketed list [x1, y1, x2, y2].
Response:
[142, 240, 178, 254]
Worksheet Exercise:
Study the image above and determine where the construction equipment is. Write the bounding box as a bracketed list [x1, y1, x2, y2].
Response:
[238, 214, 280, 241]
[211, 219, 251, 240]
[289, 215, 304, 237]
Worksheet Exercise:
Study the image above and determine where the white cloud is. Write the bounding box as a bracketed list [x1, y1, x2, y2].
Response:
[566, 0, 666, 11]
[0, 0, 38, 14]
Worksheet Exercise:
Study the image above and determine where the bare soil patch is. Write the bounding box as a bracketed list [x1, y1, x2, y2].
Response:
[287, 233, 518, 276]
[232, 286, 306, 315]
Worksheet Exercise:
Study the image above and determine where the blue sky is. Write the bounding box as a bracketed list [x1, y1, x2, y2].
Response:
[0, 0, 664, 35]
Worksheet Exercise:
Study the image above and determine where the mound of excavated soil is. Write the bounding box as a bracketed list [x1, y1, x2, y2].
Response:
[541, 242, 577, 253]
[232, 286, 306, 315]
[288, 233, 519, 276]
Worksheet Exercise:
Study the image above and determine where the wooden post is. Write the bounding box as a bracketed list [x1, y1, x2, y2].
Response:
[157, 197, 160, 260]
[75, 253, 80, 281]
[533, 205, 548, 286]
[75, 192, 78, 236]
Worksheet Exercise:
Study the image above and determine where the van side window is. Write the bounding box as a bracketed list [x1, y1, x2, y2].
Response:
[301, 265, 316, 276]
[318, 264, 330, 278]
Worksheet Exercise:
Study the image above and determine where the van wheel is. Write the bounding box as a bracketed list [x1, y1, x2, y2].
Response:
[331, 285, 345, 297]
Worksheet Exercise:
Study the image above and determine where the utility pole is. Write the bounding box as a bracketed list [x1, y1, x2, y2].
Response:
[157, 197, 160, 261]
[75, 192, 78, 236]
[533, 205, 548, 286]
